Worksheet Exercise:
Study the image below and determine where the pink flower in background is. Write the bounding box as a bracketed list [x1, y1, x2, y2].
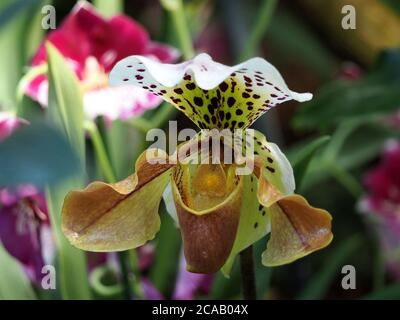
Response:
[338, 62, 363, 81]
[173, 252, 214, 300]
[0, 112, 26, 142]
[25, 2, 179, 121]
[0, 185, 54, 283]
[361, 140, 400, 279]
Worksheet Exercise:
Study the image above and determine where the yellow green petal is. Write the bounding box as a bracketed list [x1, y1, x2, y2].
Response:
[61, 149, 173, 251]
[262, 194, 333, 267]
[222, 174, 271, 276]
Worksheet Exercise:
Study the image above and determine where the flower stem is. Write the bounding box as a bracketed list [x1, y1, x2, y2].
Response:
[117, 252, 132, 300]
[160, 0, 195, 59]
[240, 245, 257, 300]
[239, 0, 278, 61]
[85, 120, 144, 299]
[85, 121, 116, 183]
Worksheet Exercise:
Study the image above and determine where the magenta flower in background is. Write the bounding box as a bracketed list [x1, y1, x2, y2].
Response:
[0, 114, 53, 283]
[0, 185, 54, 283]
[24, 2, 179, 121]
[0, 112, 26, 142]
[173, 252, 214, 300]
[361, 140, 400, 279]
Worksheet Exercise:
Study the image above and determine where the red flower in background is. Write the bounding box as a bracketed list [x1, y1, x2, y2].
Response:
[0, 185, 54, 283]
[363, 141, 400, 231]
[361, 141, 400, 278]
[25, 2, 178, 121]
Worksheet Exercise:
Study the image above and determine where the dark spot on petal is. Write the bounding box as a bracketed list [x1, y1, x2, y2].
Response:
[219, 82, 229, 92]
[266, 166, 275, 173]
[243, 75, 252, 83]
[186, 83, 196, 90]
[174, 88, 184, 94]
[194, 97, 203, 106]
[227, 97, 236, 108]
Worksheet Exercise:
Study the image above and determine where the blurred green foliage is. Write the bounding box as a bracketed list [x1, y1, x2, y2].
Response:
[294, 50, 400, 130]
[0, 122, 80, 187]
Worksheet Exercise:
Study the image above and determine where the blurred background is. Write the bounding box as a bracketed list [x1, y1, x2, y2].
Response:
[0, 0, 399, 300]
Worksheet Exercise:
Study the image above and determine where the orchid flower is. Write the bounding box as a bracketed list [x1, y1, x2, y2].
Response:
[23, 2, 178, 121]
[62, 54, 333, 274]
[0, 185, 54, 283]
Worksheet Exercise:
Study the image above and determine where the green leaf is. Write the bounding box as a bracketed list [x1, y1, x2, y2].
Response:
[363, 283, 400, 300]
[293, 49, 400, 130]
[149, 205, 181, 297]
[301, 122, 400, 191]
[0, 0, 47, 110]
[0, 242, 36, 300]
[287, 135, 331, 190]
[268, 10, 338, 80]
[46, 181, 91, 299]
[46, 43, 85, 161]
[0, 122, 80, 187]
[46, 43, 91, 299]
[297, 235, 362, 300]
[0, 0, 38, 28]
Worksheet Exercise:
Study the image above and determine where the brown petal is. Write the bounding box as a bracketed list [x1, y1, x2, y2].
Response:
[62, 149, 174, 251]
[262, 194, 333, 266]
[172, 164, 243, 273]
